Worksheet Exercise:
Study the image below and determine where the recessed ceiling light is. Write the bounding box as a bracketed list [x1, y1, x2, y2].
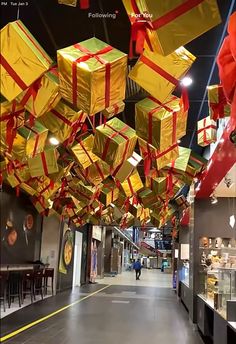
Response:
[181, 76, 193, 87]
[49, 137, 60, 145]
[177, 139, 181, 144]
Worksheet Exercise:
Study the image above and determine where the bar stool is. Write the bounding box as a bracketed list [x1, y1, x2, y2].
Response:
[21, 270, 34, 304]
[43, 268, 54, 296]
[33, 270, 44, 300]
[0, 271, 9, 312]
[8, 271, 22, 308]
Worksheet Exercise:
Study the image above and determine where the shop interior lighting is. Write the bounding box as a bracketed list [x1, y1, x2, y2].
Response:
[229, 215, 235, 229]
[49, 137, 60, 145]
[210, 194, 218, 205]
[180, 76, 193, 87]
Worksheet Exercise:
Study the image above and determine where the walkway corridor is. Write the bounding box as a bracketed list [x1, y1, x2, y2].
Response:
[1, 270, 203, 344]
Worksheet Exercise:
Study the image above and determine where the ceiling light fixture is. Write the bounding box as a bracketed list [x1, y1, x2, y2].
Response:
[211, 194, 218, 205]
[49, 137, 60, 145]
[181, 76, 193, 87]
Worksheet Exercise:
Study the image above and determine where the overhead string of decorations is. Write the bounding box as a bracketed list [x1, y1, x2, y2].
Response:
[0, 1, 234, 230]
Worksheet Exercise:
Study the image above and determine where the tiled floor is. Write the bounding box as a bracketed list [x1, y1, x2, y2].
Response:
[97, 268, 173, 288]
[1, 270, 203, 344]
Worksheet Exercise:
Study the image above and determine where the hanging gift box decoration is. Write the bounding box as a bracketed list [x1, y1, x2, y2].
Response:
[39, 100, 87, 144]
[17, 68, 61, 119]
[120, 169, 143, 197]
[120, 212, 135, 229]
[197, 116, 217, 147]
[175, 195, 189, 211]
[138, 137, 179, 174]
[93, 117, 137, 168]
[102, 101, 125, 119]
[57, 37, 127, 114]
[74, 159, 110, 186]
[122, 0, 221, 57]
[145, 171, 169, 196]
[207, 85, 231, 120]
[58, 0, 77, 6]
[70, 134, 99, 169]
[99, 177, 120, 207]
[28, 147, 59, 177]
[0, 20, 52, 102]
[68, 178, 100, 205]
[129, 47, 195, 104]
[31, 196, 50, 214]
[137, 187, 159, 208]
[6, 163, 31, 188]
[2, 120, 48, 161]
[111, 151, 142, 183]
[135, 95, 187, 151]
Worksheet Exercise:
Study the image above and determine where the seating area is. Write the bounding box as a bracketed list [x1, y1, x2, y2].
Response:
[0, 267, 54, 317]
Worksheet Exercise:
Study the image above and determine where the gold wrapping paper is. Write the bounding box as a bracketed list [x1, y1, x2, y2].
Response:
[121, 169, 143, 197]
[28, 147, 59, 177]
[137, 187, 159, 208]
[7, 164, 31, 187]
[2, 121, 48, 161]
[207, 85, 231, 120]
[99, 178, 119, 206]
[113, 191, 127, 210]
[102, 101, 125, 119]
[70, 134, 99, 169]
[31, 196, 50, 214]
[188, 150, 207, 174]
[123, 0, 221, 56]
[128, 199, 145, 218]
[93, 117, 137, 168]
[135, 95, 187, 150]
[111, 151, 142, 183]
[57, 37, 127, 114]
[146, 171, 168, 195]
[68, 178, 99, 205]
[120, 212, 135, 228]
[138, 137, 179, 171]
[58, 0, 77, 6]
[27, 175, 61, 200]
[151, 205, 175, 227]
[129, 47, 196, 103]
[1, 20, 52, 101]
[39, 100, 87, 144]
[197, 116, 217, 147]
[74, 159, 110, 186]
[175, 195, 189, 210]
[20, 182, 38, 196]
[16, 68, 61, 118]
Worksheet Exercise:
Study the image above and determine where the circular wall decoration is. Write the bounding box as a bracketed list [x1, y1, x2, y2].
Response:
[7, 229, 18, 246]
[25, 214, 34, 230]
[63, 230, 73, 268]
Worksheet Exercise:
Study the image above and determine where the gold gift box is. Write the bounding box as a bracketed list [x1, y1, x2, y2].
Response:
[7, 164, 31, 187]
[151, 205, 175, 227]
[68, 178, 99, 205]
[93, 117, 137, 168]
[111, 151, 142, 183]
[120, 212, 135, 229]
[138, 137, 179, 171]
[175, 195, 189, 210]
[102, 101, 125, 119]
[121, 169, 143, 197]
[128, 198, 145, 218]
[129, 47, 196, 103]
[197, 116, 217, 147]
[27, 175, 61, 200]
[39, 100, 87, 144]
[74, 159, 110, 186]
[58, 0, 77, 6]
[146, 171, 168, 196]
[31, 196, 50, 214]
[207, 85, 231, 120]
[2, 121, 48, 161]
[135, 95, 187, 150]
[28, 147, 59, 177]
[57, 37, 127, 114]
[113, 191, 127, 210]
[16, 68, 61, 118]
[70, 134, 99, 169]
[1, 20, 52, 102]
[99, 178, 119, 206]
[137, 187, 159, 208]
[123, 0, 221, 56]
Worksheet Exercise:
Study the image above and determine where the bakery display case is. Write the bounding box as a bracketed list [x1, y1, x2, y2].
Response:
[198, 237, 236, 320]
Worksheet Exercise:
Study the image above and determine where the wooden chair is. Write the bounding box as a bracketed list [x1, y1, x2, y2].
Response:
[21, 270, 34, 304]
[43, 268, 54, 296]
[8, 272, 22, 308]
[0, 271, 9, 312]
[33, 270, 44, 300]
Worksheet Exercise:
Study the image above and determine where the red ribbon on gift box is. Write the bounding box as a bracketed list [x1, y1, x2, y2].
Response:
[197, 118, 217, 145]
[140, 55, 189, 112]
[209, 86, 228, 121]
[128, 0, 204, 58]
[79, 0, 89, 9]
[72, 43, 112, 108]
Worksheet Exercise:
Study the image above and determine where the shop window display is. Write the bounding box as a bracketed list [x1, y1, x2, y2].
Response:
[199, 237, 236, 320]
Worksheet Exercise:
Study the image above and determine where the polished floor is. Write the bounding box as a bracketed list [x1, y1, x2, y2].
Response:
[1, 270, 203, 344]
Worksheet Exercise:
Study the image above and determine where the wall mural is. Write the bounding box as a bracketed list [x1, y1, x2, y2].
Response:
[0, 185, 42, 264]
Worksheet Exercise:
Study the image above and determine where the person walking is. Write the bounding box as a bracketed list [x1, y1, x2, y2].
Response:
[133, 259, 142, 280]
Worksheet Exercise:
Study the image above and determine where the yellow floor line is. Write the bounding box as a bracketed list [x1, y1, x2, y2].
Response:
[0, 285, 110, 343]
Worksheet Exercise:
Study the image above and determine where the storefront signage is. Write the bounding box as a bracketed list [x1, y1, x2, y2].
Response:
[92, 226, 102, 241]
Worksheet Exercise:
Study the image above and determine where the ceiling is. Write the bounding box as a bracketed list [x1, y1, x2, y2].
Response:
[1, 0, 235, 187]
